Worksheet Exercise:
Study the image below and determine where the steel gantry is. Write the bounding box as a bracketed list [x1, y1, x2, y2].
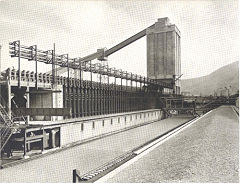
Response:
[9, 41, 172, 89]
[8, 33, 173, 118]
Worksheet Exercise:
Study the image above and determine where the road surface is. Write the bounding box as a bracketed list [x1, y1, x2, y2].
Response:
[105, 106, 239, 183]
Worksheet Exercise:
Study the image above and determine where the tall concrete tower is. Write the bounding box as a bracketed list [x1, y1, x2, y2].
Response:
[147, 17, 181, 94]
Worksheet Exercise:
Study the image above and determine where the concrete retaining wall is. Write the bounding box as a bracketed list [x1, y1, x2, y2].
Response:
[60, 110, 163, 147]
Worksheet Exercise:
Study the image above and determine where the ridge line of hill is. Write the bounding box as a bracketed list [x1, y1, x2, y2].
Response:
[181, 61, 239, 96]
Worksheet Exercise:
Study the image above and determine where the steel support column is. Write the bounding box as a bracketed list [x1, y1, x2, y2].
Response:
[52, 44, 56, 88]
[17, 41, 21, 88]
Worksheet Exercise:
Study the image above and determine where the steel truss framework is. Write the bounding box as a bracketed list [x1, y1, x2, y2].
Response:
[7, 41, 170, 118]
[9, 41, 172, 89]
[5, 68, 160, 118]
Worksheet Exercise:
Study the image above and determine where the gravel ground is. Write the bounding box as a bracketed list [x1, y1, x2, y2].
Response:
[106, 106, 239, 183]
[0, 116, 192, 182]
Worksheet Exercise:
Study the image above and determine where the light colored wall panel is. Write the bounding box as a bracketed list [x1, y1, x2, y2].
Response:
[60, 110, 163, 147]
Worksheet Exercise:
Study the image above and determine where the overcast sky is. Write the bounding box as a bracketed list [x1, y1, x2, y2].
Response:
[0, 0, 239, 79]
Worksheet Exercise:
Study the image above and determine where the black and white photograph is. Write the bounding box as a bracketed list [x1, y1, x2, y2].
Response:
[0, 0, 239, 182]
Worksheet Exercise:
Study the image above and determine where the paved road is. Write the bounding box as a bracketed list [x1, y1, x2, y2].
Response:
[0, 116, 192, 182]
[106, 106, 239, 183]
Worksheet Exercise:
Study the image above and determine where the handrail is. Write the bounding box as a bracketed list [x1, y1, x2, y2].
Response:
[11, 98, 27, 123]
[0, 94, 23, 151]
[0, 94, 26, 124]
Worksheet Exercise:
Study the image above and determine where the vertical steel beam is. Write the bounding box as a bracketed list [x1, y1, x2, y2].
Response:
[42, 128, 45, 152]
[103, 87, 106, 115]
[110, 87, 112, 114]
[63, 85, 66, 108]
[95, 86, 98, 115]
[125, 91, 130, 111]
[17, 41, 21, 88]
[92, 88, 95, 116]
[83, 85, 85, 116]
[26, 87, 30, 124]
[130, 74, 133, 111]
[140, 76, 142, 91]
[82, 86, 85, 117]
[182, 97, 184, 109]
[34, 45, 38, 89]
[113, 77, 117, 113]
[99, 74, 102, 115]
[73, 169, 81, 183]
[93, 87, 96, 115]
[102, 86, 104, 115]
[96, 87, 98, 115]
[66, 54, 71, 118]
[193, 100, 196, 114]
[72, 87, 76, 118]
[76, 87, 79, 117]
[136, 79, 137, 91]
[90, 61, 93, 116]
[23, 129, 27, 156]
[52, 44, 56, 88]
[0, 45, 2, 76]
[143, 77, 146, 110]
[98, 86, 100, 115]
[7, 81, 11, 117]
[91, 85, 94, 116]
[117, 89, 119, 113]
[124, 78, 127, 113]
[103, 82, 105, 114]
[119, 77, 123, 112]
[140, 76, 142, 110]
[131, 73, 133, 91]
[79, 85, 81, 117]
[83, 85, 86, 117]
[107, 71, 110, 114]
[86, 86, 89, 116]
[79, 62, 83, 117]
[73, 169, 77, 183]
[123, 79, 126, 113]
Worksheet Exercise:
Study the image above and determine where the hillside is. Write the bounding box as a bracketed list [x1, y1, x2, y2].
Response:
[181, 61, 239, 96]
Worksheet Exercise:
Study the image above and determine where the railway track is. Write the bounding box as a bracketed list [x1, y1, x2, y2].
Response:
[73, 115, 204, 183]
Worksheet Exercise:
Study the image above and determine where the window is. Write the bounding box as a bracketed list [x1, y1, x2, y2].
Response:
[111, 118, 113, 125]
[118, 117, 120, 123]
[130, 115, 132, 121]
[102, 120, 105, 127]
[92, 121, 95, 129]
[125, 116, 127, 122]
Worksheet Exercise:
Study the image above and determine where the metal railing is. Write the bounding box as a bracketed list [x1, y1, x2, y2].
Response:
[0, 95, 14, 151]
[0, 95, 26, 152]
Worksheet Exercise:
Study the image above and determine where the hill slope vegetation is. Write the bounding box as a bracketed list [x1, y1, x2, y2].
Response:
[181, 61, 239, 96]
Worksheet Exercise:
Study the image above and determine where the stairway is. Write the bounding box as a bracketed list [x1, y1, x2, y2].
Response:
[0, 103, 14, 152]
